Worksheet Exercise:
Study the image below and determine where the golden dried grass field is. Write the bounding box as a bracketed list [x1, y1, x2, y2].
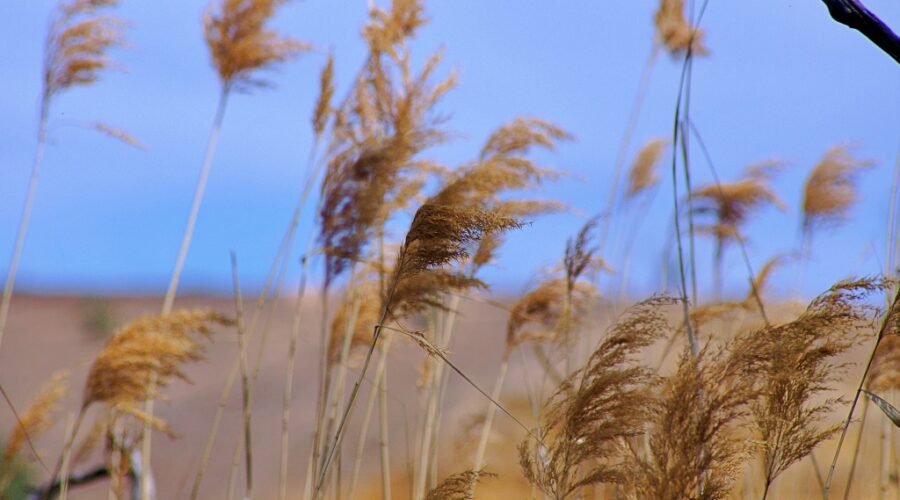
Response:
[1, 0, 899, 499]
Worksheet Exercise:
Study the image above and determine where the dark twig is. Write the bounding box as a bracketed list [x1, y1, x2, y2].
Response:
[821, 0, 900, 63]
[29, 465, 109, 499]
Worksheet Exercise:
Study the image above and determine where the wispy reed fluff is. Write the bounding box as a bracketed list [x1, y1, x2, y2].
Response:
[425, 469, 495, 500]
[44, 0, 125, 100]
[691, 162, 783, 293]
[625, 138, 667, 200]
[654, 0, 709, 56]
[2, 371, 68, 464]
[318, 2, 454, 287]
[83, 310, 232, 427]
[520, 297, 671, 500]
[506, 278, 595, 349]
[733, 278, 884, 496]
[204, 0, 309, 89]
[691, 162, 784, 248]
[626, 344, 756, 500]
[390, 117, 570, 315]
[802, 146, 873, 235]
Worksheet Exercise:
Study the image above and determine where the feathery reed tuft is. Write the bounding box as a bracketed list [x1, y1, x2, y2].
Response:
[425, 469, 495, 500]
[802, 146, 874, 233]
[654, 0, 708, 56]
[203, 0, 309, 89]
[312, 53, 335, 138]
[626, 344, 756, 500]
[390, 203, 521, 315]
[691, 161, 784, 251]
[2, 371, 69, 464]
[732, 278, 885, 493]
[625, 138, 667, 199]
[83, 310, 232, 428]
[318, 17, 454, 287]
[506, 278, 595, 349]
[519, 297, 672, 499]
[43, 0, 125, 100]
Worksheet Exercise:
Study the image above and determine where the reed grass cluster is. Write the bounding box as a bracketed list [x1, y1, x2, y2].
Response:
[1, 0, 896, 499]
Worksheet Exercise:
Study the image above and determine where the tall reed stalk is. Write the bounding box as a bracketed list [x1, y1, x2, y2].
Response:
[147, 2, 306, 493]
[0, 0, 125, 354]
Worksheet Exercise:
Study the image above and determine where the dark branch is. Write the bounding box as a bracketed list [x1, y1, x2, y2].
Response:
[28, 465, 109, 499]
[821, 0, 900, 63]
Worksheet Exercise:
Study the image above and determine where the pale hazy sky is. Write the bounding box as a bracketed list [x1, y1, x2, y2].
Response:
[0, 0, 898, 298]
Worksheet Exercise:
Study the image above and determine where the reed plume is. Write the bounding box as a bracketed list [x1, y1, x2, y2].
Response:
[83, 310, 231, 417]
[425, 469, 495, 500]
[691, 162, 784, 294]
[316, 121, 551, 494]
[520, 297, 672, 499]
[38, 310, 229, 500]
[312, 53, 335, 138]
[626, 343, 757, 500]
[625, 138, 667, 199]
[654, 0, 709, 56]
[801, 146, 874, 243]
[318, 46, 453, 288]
[43, 0, 125, 98]
[732, 278, 883, 497]
[506, 278, 596, 350]
[0, 0, 126, 355]
[2, 371, 68, 465]
[204, 0, 309, 89]
[443, 117, 569, 279]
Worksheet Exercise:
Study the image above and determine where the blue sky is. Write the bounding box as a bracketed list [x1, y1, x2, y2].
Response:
[0, 0, 898, 298]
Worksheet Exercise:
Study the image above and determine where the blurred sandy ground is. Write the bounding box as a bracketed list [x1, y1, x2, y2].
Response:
[0, 294, 896, 499]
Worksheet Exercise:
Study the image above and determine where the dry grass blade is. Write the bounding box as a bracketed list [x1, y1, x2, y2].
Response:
[70, 415, 108, 467]
[425, 469, 495, 500]
[520, 297, 672, 500]
[92, 122, 145, 149]
[654, 0, 709, 56]
[864, 390, 900, 427]
[204, 0, 310, 89]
